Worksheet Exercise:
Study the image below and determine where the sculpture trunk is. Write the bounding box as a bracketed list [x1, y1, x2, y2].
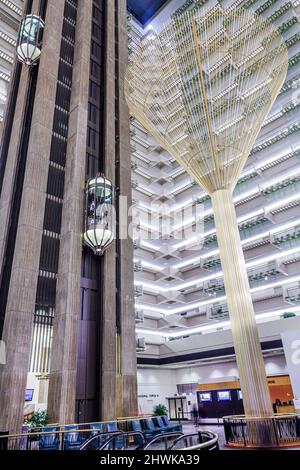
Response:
[211, 189, 273, 418]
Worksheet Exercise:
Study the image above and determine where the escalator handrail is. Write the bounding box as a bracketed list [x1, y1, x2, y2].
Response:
[79, 429, 218, 451]
[139, 432, 184, 450]
[79, 431, 123, 450]
[170, 431, 219, 451]
[98, 432, 146, 450]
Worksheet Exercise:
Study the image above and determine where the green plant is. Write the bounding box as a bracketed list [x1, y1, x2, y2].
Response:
[283, 312, 296, 319]
[153, 404, 168, 416]
[25, 410, 49, 430]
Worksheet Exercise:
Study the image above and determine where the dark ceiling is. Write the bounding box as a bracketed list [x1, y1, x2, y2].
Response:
[127, 0, 170, 25]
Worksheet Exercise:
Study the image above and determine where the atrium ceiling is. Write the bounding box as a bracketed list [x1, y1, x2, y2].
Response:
[127, 0, 170, 25]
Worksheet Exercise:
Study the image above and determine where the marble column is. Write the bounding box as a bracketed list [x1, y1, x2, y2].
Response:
[100, 0, 118, 422]
[47, 0, 93, 425]
[100, 0, 137, 420]
[117, 0, 138, 418]
[0, 0, 65, 434]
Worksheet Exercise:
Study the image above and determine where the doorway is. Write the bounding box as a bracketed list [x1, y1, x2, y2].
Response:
[167, 397, 188, 420]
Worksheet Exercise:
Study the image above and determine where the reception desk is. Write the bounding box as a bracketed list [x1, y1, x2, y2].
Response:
[276, 404, 296, 414]
[194, 375, 295, 420]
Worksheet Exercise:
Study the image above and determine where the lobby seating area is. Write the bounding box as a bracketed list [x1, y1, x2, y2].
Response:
[0, 416, 183, 451]
[130, 416, 182, 442]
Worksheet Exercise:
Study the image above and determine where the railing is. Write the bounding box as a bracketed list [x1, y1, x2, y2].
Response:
[0, 415, 182, 451]
[223, 414, 300, 448]
[34, 414, 153, 432]
[272, 226, 300, 248]
[80, 432, 146, 451]
[285, 286, 300, 304]
[0, 429, 145, 451]
[1, 430, 218, 452]
[0, 428, 97, 451]
[170, 431, 219, 451]
[0, 429, 218, 451]
[98, 432, 146, 451]
[140, 432, 184, 450]
[141, 431, 219, 451]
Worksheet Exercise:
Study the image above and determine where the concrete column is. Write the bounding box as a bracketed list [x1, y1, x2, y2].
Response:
[0, 0, 66, 434]
[117, 0, 138, 417]
[47, 0, 93, 425]
[100, 0, 137, 420]
[100, 0, 117, 421]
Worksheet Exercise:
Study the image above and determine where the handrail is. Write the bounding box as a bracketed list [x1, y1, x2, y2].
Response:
[117, 415, 152, 421]
[140, 431, 219, 451]
[0, 428, 219, 451]
[98, 432, 146, 451]
[35, 414, 154, 430]
[0, 428, 96, 439]
[170, 431, 219, 451]
[79, 432, 123, 451]
[0, 415, 156, 438]
[223, 413, 298, 421]
[0, 414, 180, 440]
[140, 432, 184, 450]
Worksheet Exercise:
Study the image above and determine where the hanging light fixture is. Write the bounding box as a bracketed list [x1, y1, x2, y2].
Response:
[16, 14, 45, 66]
[84, 174, 115, 255]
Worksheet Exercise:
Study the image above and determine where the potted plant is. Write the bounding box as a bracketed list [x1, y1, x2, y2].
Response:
[25, 410, 49, 433]
[153, 404, 169, 417]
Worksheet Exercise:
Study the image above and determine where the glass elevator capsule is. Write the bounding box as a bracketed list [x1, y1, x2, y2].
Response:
[84, 175, 115, 255]
[16, 15, 45, 66]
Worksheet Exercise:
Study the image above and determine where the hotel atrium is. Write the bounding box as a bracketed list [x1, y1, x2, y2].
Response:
[0, 0, 300, 453]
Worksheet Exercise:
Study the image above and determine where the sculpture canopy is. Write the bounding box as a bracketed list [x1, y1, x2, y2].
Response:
[126, 4, 290, 431]
[125, 4, 288, 194]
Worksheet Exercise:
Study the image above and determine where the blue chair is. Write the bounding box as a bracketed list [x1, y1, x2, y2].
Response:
[39, 427, 60, 451]
[63, 426, 84, 451]
[131, 420, 142, 432]
[131, 420, 144, 444]
[162, 415, 182, 432]
[107, 421, 119, 433]
[143, 418, 161, 436]
[86, 423, 107, 449]
[154, 416, 168, 431]
[106, 422, 123, 449]
[89, 423, 104, 436]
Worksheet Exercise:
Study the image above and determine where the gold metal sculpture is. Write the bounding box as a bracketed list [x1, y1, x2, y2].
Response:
[125, 4, 288, 445]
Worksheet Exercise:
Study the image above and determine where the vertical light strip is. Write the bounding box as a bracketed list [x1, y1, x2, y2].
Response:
[192, 19, 221, 185]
